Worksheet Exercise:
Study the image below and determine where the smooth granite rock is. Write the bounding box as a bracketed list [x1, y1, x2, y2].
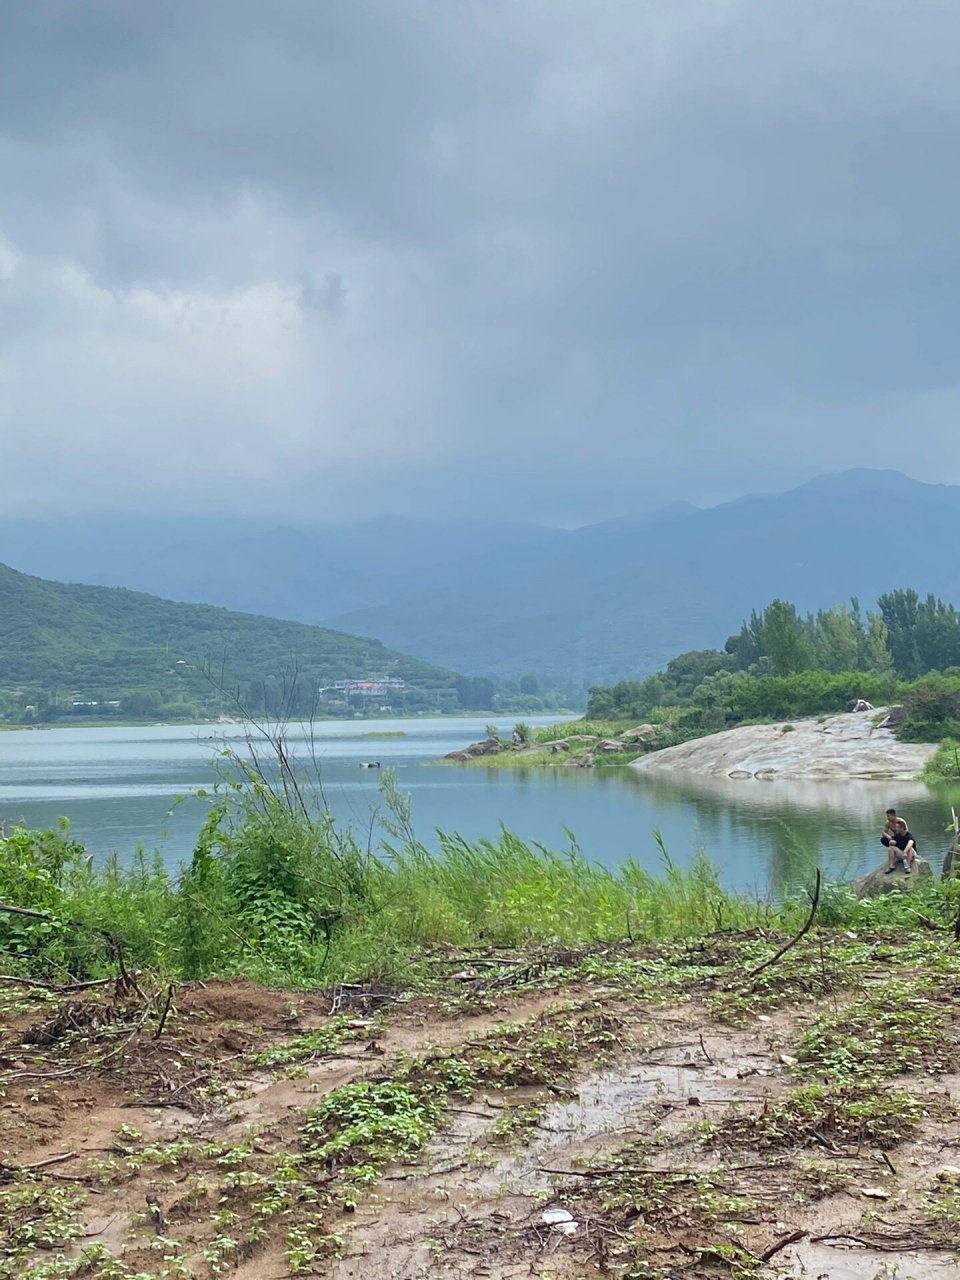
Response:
[632, 709, 935, 782]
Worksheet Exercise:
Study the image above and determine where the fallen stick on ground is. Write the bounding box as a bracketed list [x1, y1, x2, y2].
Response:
[760, 1229, 807, 1261]
[0, 974, 115, 992]
[809, 1231, 955, 1252]
[4, 1065, 87, 1082]
[537, 1160, 788, 1178]
[1, 1151, 78, 1173]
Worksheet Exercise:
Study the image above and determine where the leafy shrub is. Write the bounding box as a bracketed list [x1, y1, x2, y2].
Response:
[921, 739, 960, 783]
[898, 676, 960, 743]
[0, 824, 79, 972]
[727, 671, 899, 722]
[0, 822, 175, 978]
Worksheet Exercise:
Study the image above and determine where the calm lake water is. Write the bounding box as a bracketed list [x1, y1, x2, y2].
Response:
[1, 716, 958, 897]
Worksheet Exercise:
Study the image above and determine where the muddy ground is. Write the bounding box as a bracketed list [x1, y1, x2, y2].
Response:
[3, 930, 960, 1280]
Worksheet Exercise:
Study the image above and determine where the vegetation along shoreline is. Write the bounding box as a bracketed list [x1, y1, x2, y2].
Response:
[444, 591, 960, 784]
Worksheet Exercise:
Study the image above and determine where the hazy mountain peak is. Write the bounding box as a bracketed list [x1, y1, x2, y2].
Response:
[718, 468, 928, 514]
[791, 468, 914, 497]
[3, 470, 960, 687]
[576, 499, 701, 536]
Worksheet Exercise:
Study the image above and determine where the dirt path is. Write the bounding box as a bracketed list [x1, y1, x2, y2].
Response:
[3, 931, 960, 1279]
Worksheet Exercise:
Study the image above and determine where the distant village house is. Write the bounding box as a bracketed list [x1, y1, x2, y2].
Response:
[323, 678, 406, 698]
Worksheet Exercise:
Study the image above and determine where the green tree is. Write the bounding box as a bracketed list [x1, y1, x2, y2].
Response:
[812, 604, 861, 673]
[123, 689, 160, 717]
[663, 650, 734, 698]
[455, 676, 496, 710]
[877, 589, 921, 678]
[864, 613, 894, 673]
[914, 593, 960, 673]
[725, 619, 762, 669]
[758, 600, 813, 676]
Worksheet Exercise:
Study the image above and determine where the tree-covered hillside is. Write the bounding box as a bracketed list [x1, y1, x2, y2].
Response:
[586, 588, 960, 747]
[0, 562, 469, 722]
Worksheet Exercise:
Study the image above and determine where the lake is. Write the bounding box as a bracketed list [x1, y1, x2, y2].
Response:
[1, 716, 958, 897]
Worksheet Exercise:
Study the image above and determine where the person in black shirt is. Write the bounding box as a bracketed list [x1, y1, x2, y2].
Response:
[883, 818, 918, 876]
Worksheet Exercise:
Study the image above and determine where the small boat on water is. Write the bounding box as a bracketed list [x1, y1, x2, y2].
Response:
[360, 761, 381, 769]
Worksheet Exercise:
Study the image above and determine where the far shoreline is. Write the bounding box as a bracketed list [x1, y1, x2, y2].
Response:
[0, 708, 577, 734]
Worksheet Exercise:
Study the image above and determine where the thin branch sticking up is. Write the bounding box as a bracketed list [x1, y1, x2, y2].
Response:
[746, 869, 821, 981]
[153, 983, 176, 1040]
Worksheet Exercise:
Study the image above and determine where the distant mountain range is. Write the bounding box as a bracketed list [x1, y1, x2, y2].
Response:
[4, 470, 960, 687]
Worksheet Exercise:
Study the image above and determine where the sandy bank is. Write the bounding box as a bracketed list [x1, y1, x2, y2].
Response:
[631, 708, 937, 781]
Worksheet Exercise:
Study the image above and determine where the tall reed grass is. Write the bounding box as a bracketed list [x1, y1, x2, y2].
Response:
[1, 755, 953, 990]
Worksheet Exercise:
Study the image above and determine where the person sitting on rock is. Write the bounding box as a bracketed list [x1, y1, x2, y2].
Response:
[884, 818, 918, 876]
[880, 807, 899, 852]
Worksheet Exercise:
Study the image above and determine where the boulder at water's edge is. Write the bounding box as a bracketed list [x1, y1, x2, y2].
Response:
[444, 736, 501, 760]
[854, 858, 932, 898]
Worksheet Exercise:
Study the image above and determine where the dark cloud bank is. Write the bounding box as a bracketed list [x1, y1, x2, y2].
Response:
[2, 1, 959, 524]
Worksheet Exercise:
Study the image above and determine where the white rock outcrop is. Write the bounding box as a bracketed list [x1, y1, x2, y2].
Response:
[631, 709, 936, 782]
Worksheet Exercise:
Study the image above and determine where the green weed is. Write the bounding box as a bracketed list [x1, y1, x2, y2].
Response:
[556, 1145, 767, 1280]
[0, 1180, 86, 1278]
[301, 1079, 446, 1167]
[488, 1102, 546, 1144]
[793, 981, 957, 1082]
[250, 1018, 350, 1068]
[921, 738, 960, 782]
[703, 1083, 931, 1151]
[920, 1174, 960, 1244]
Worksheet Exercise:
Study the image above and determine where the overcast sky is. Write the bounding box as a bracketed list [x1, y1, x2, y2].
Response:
[2, 1, 959, 524]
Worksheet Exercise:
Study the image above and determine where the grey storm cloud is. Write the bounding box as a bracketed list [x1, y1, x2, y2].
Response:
[2, 0, 960, 522]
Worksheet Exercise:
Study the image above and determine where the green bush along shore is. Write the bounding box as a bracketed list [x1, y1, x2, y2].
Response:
[922, 738, 960, 782]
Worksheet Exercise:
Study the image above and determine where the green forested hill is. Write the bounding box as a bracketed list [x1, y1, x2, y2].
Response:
[0, 562, 467, 721]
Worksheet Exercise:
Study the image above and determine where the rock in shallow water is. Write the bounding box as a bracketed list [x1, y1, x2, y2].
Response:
[444, 736, 501, 760]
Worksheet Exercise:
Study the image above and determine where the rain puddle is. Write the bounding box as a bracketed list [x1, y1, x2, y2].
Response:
[496, 1043, 775, 1188]
[73, 1211, 134, 1257]
[327, 1039, 778, 1277]
[781, 1241, 959, 1278]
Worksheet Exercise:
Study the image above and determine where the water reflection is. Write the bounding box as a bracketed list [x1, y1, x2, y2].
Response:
[629, 769, 960, 896]
[1, 719, 959, 897]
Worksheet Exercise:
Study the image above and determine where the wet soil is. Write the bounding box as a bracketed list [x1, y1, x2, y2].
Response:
[3, 940, 960, 1280]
